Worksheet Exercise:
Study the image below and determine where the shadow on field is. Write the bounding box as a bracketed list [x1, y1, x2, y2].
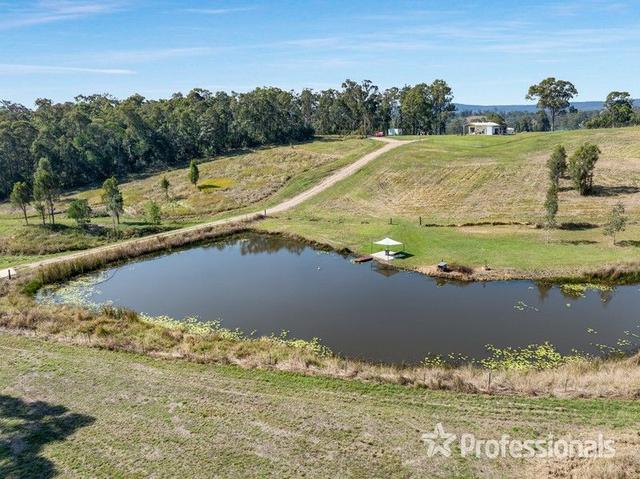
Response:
[592, 185, 640, 197]
[0, 395, 95, 478]
[559, 222, 599, 231]
[618, 240, 640, 248]
[560, 240, 598, 245]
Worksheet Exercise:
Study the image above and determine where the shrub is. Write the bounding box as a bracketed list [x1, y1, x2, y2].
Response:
[67, 199, 92, 226]
[144, 201, 162, 225]
[547, 145, 567, 181]
[568, 143, 600, 195]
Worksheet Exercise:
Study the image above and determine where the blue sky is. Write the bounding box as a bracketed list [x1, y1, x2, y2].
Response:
[1, 0, 639, 106]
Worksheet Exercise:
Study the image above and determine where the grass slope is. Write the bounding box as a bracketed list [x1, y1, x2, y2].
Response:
[1, 334, 639, 478]
[261, 128, 640, 278]
[0, 138, 380, 266]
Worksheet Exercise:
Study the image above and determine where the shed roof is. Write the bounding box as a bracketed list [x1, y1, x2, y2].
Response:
[467, 121, 501, 127]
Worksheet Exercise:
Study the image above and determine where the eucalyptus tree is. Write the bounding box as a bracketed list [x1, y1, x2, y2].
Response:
[101, 176, 124, 232]
[604, 91, 634, 127]
[10, 181, 30, 225]
[33, 157, 59, 225]
[379, 87, 400, 133]
[429, 79, 455, 135]
[603, 202, 628, 246]
[526, 78, 578, 131]
[400, 83, 431, 135]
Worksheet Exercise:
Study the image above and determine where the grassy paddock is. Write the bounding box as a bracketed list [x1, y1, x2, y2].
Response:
[0, 138, 381, 263]
[260, 128, 640, 279]
[1, 334, 640, 478]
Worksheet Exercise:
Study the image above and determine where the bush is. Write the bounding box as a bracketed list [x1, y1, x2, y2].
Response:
[67, 199, 92, 226]
[547, 145, 567, 180]
[568, 143, 600, 195]
[144, 201, 162, 225]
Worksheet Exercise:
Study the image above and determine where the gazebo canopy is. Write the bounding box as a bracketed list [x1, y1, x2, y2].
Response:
[374, 237, 402, 247]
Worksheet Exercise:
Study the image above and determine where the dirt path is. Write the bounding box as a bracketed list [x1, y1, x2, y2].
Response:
[13, 137, 408, 273]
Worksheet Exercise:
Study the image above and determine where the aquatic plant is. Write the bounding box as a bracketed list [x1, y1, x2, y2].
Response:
[421, 352, 470, 369]
[269, 330, 332, 357]
[481, 342, 583, 371]
[560, 282, 613, 298]
[513, 300, 539, 312]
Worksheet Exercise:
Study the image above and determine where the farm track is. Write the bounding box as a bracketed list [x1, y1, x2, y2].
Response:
[9, 137, 410, 274]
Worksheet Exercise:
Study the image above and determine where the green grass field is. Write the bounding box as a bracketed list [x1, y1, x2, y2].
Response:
[261, 128, 640, 278]
[0, 138, 380, 266]
[2, 334, 639, 478]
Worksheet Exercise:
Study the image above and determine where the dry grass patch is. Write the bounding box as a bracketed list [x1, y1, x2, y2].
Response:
[63, 139, 380, 220]
[297, 128, 640, 225]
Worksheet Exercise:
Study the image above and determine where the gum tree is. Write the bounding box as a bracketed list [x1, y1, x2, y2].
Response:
[603, 202, 628, 246]
[526, 78, 578, 131]
[102, 176, 124, 233]
[33, 157, 59, 225]
[10, 181, 30, 225]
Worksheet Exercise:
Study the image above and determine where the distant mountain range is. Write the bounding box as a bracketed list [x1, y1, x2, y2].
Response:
[454, 100, 640, 113]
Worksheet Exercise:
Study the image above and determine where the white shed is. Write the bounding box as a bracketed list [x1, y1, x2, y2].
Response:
[465, 121, 505, 135]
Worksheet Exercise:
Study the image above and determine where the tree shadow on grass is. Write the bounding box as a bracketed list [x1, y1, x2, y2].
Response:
[559, 222, 599, 231]
[591, 185, 640, 197]
[618, 240, 640, 248]
[0, 395, 95, 478]
[560, 240, 598, 245]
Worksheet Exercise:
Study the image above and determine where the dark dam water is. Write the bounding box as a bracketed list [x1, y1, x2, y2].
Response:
[41, 234, 640, 364]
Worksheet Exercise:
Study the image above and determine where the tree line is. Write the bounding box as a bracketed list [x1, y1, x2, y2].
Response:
[0, 79, 455, 200]
[448, 78, 639, 133]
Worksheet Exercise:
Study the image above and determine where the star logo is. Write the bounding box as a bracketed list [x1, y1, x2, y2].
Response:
[421, 423, 457, 457]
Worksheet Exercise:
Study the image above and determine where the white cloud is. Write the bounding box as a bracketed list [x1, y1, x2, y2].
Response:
[96, 47, 223, 64]
[0, 63, 134, 75]
[0, 1, 122, 30]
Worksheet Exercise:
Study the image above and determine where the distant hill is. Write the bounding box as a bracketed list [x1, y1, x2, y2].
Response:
[454, 100, 640, 113]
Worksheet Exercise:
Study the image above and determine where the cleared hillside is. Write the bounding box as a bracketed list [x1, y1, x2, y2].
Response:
[291, 129, 640, 225]
[0, 138, 380, 266]
[261, 128, 640, 278]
